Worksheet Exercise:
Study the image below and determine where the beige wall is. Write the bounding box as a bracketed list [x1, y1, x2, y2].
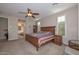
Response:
[40, 5, 78, 44]
[78, 4, 79, 40]
[0, 15, 18, 40]
[8, 16, 18, 40]
[25, 17, 35, 34]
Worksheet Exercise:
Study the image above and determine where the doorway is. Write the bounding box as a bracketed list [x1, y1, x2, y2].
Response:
[17, 19, 25, 39]
[0, 17, 8, 40]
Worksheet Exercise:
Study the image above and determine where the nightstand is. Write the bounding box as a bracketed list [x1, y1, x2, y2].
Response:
[54, 35, 62, 46]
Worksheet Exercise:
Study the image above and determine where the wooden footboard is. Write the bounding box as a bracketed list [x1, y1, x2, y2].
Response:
[25, 34, 39, 51]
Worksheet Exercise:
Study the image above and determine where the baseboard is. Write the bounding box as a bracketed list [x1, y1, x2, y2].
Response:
[8, 38, 19, 41]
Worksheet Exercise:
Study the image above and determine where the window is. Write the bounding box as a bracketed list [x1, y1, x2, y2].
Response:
[57, 16, 65, 36]
[37, 21, 40, 26]
[37, 21, 41, 32]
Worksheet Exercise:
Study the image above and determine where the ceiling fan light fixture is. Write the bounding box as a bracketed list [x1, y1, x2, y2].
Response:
[27, 13, 32, 16]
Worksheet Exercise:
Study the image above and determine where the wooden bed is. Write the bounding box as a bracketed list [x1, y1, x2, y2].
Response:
[25, 26, 55, 51]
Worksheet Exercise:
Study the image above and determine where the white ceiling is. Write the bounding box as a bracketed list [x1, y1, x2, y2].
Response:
[0, 3, 77, 18]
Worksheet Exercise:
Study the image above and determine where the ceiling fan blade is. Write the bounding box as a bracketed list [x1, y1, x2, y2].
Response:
[28, 8, 30, 11]
[33, 13, 39, 15]
[32, 15, 35, 18]
[19, 12, 26, 14]
[27, 8, 29, 13]
[28, 8, 31, 12]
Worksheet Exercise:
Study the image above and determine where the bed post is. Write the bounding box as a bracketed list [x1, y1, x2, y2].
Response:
[36, 47, 39, 51]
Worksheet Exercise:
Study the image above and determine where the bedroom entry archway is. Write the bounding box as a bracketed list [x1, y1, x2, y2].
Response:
[17, 19, 25, 39]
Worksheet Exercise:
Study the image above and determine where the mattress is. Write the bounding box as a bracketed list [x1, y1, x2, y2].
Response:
[38, 35, 54, 46]
[29, 31, 53, 38]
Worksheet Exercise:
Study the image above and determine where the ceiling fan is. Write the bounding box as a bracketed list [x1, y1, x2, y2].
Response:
[19, 8, 39, 18]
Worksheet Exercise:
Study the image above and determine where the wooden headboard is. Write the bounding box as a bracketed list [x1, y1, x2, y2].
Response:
[41, 26, 55, 35]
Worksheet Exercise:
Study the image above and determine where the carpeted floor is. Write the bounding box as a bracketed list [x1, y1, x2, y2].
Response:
[0, 39, 65, 55]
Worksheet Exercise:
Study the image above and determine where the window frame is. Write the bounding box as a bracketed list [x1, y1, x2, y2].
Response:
[57, 15, 66, 37]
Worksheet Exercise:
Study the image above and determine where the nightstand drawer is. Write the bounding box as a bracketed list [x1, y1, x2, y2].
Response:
[54, 42, 62, 45]
[54, 40, 62, 42]
[54, 38, 62, 42]
[54, 35, 62, 46]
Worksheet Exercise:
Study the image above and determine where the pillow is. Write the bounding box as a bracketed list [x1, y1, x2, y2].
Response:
[42, 32, 53, 35]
